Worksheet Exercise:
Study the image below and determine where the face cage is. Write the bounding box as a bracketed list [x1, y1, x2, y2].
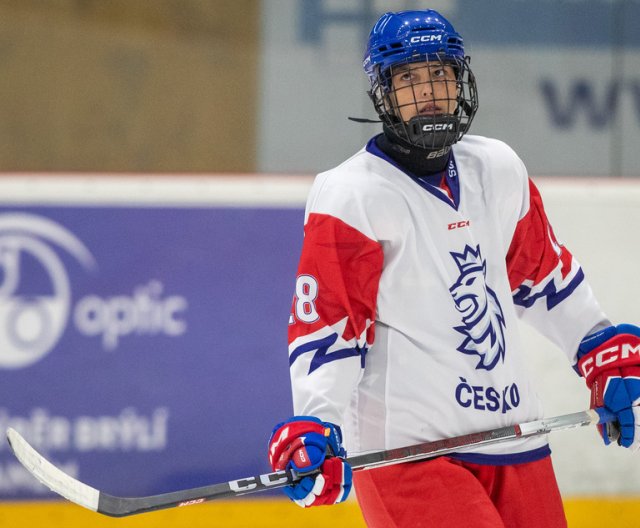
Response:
[369, 55, 478, 151]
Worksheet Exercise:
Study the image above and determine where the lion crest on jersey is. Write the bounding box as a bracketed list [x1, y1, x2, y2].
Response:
[449, 245, 506, 370]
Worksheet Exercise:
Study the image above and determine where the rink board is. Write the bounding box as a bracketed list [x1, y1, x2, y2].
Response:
[0, 174, 639, 507]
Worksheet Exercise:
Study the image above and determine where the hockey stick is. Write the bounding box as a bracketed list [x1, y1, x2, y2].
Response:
[6, 407, 613, 517]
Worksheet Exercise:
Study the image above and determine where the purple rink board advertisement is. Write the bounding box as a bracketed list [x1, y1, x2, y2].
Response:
[0, 205, 303, 499]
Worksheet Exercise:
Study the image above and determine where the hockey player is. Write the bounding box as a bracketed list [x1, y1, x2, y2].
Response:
[268, 10, 640, 527]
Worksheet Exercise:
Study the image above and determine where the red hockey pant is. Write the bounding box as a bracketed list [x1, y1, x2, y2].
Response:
[353, 455, 567, 527]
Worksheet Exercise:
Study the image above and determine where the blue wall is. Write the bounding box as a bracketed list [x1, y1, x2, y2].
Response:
[0, 206, 302, 497]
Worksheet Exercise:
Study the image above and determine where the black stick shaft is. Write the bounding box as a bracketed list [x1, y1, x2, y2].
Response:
[8, 408, 613, 517]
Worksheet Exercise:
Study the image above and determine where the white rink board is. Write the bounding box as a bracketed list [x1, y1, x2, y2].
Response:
[517, 179, 640, 495]
[0, 174, 638, 495]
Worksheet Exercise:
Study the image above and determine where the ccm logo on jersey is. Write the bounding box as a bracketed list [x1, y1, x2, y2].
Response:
[579, 343, 640, 378]
[448, 220, 470, 230]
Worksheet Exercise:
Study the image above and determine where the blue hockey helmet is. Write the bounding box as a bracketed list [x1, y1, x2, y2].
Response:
[363, 10, 478, 151]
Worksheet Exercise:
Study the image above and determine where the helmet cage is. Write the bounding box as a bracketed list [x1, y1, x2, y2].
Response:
[368, 53, 478, 150]
[363, 10, 479, 150]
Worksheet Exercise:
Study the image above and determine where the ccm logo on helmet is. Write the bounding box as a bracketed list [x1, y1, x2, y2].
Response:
[579, 343, 640, 378]
[422, 123, 455, 132]
[410, 35, 443, 43]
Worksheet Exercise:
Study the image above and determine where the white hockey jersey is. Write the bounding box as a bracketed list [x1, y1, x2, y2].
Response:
[287, 134, 608, 464]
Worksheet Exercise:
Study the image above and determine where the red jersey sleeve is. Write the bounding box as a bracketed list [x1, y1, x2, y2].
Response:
[288, 213, 384, 375]
[506, 179, 584, 310]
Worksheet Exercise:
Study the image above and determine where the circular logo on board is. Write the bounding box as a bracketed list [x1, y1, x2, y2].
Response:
[0, 213, 95, 369]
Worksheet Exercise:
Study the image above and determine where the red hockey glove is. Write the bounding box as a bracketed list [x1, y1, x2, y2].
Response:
[577, 324, 640, 449]
[268, 416, 352, 507]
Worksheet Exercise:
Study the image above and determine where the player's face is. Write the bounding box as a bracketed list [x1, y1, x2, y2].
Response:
[390, 61, 458, 122]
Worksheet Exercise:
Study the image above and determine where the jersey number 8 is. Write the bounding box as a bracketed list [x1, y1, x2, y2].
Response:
[294, 275, 320, 323]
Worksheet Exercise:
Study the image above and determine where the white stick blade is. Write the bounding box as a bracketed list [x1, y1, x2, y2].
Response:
[7, 427, 100, 511]
[517, 410, 596, 436]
